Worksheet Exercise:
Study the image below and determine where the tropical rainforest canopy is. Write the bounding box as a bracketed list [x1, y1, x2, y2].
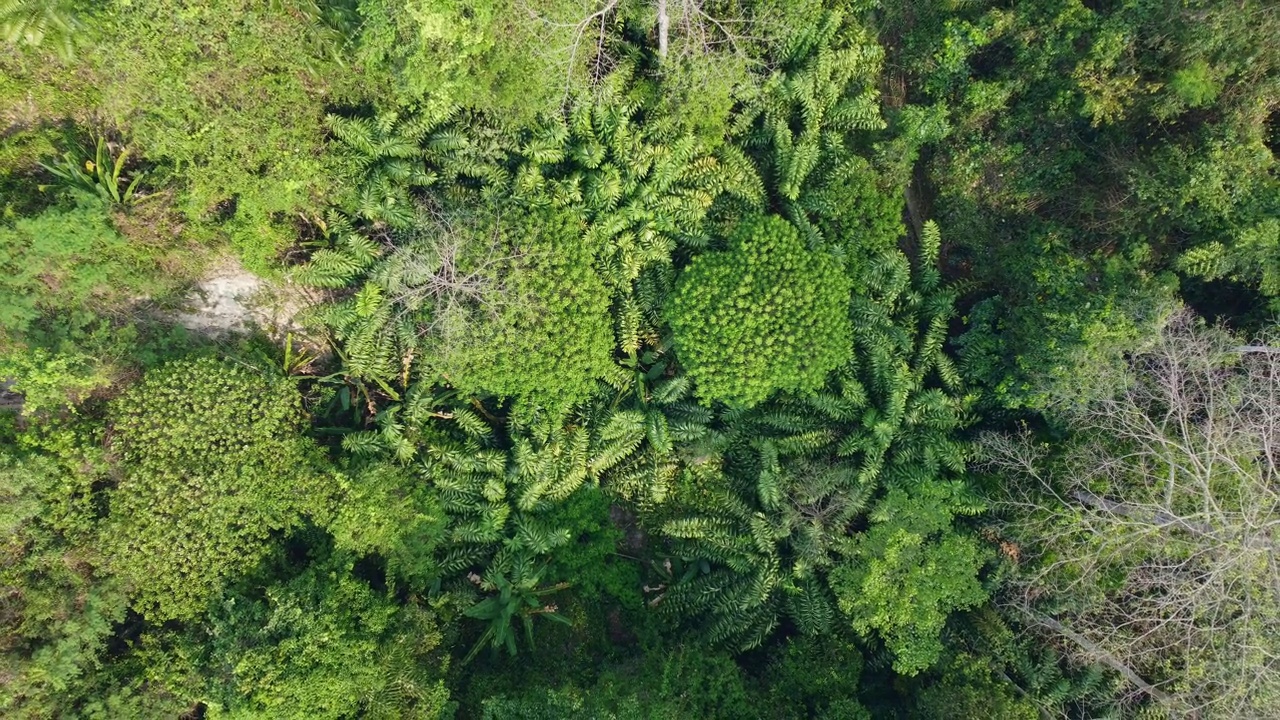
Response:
[1, 1, 1277, 718]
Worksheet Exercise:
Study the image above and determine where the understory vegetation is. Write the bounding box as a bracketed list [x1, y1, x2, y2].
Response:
[1, 1, 1277, 718]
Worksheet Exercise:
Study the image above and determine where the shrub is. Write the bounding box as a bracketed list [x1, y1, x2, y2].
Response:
[666, 214, 852, 407]
[0, 347, 108, 416]
[197, 563, 451, 720]
[0, 449, 127, 719]
[431, 205, 614, 409]
[106, 357, 334, 620]
[327, 462, 448, 591]
[89, 0, 354, 272]
[830, 482, 988, 676]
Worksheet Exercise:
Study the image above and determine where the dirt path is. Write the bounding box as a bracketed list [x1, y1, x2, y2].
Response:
[170, 257, 319, 341]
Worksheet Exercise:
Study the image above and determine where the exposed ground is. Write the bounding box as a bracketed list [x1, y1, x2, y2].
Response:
[170, 256, 319, 341]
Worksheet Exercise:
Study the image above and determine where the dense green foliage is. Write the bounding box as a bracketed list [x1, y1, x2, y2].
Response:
[1, 1, 1276, 718]
[667, 214, 853, 407]
[881, 0, 1279, 409]
[196, 561, 452, 719]
[0, 435, 124, 717]
[830, 482, 986, 675]
[107, 358, 334, 620]
[434, 206, 615, 407]
[0, 200, 175, 340]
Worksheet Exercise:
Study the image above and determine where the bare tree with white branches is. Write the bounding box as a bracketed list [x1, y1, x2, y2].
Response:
[373, 204, 545, 366]
[514, 0, 763, 94]
[981, 312, 1280, 719]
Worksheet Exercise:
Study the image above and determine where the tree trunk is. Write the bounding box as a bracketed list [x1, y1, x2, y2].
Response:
[1024, 611, 1189, 715]
[657, 0, 670, 58]
[1071, 489, 1275, 550]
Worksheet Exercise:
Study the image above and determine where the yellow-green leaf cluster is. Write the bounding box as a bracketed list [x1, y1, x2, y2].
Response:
[666, 214, 853, 407]
[106, 358, 334, 620]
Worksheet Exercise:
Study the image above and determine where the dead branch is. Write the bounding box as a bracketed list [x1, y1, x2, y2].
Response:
[985, 311, 1280, 718]
[1020, 609, 1182, 712]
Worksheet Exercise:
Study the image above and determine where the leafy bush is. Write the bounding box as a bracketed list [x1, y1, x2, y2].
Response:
[433, 205, 614, 408]
[666, 214, 852, 407]
[0, 347, 108, 416]
[0, 447, 126, 719]
[326, 462, 448, 591]
[830, 482, 988, 676]
[956, 238, 1177, 410]
[197, 561, 451, 719]
[88, 0, 356, 271]
[541, 486, 638, 608]
[354, 0, 626, 121]
[106, 357, 335, 620]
